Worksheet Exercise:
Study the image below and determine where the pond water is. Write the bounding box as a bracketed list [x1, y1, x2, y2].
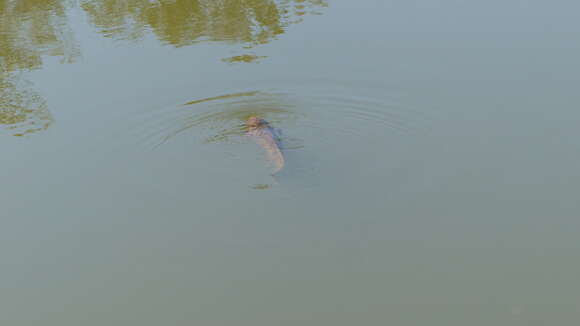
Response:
[2, 0, 580, 325]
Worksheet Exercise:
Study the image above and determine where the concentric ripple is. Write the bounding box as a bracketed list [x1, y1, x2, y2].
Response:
[134, 90, 302, 149]
[131, 82, 430, 150]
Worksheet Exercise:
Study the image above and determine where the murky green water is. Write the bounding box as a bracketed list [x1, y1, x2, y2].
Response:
[2, 0, 580, 324]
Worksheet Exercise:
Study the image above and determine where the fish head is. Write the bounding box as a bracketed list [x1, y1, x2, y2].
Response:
[246, 116, 267, 129]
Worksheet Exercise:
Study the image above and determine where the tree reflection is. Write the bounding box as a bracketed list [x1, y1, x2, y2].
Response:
[0, 0, 78, 136]
[0, 0, 327, 137]
[0, 0, 78, 71]
[81, 0, 327, 47]
[0, 73, 53, 136]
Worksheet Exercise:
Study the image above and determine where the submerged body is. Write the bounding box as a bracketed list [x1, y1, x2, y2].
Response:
[246, 117, 284, 174]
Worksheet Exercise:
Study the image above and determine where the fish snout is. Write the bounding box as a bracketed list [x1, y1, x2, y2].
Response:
[246, 116, 266, 129]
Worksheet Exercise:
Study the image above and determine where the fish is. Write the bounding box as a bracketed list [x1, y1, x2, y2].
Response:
[246, 116, 285, 174]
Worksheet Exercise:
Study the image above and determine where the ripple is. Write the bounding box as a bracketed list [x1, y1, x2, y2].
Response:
[130, 81, 430, 152]
[134, 90, 301, 149]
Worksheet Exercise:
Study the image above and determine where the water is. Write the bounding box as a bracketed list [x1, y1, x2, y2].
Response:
[2, 0, 580, 324]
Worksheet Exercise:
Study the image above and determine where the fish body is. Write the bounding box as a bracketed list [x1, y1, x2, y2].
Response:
[246, 117, 284, 174]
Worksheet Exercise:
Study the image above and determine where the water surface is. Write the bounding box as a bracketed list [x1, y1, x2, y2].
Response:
[2, 0, 580, 325]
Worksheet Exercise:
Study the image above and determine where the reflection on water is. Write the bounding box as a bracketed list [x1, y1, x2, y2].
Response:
[0, 0, 78, 72]
[251, 183, 271, 190]
[0, 0, 79, 136]
[141, 91, 300, 146]
[0, 73, 53, 136]
[81, 0, 327, 47]
[222, 54, 267, 64]
[0, 0, 327, 137]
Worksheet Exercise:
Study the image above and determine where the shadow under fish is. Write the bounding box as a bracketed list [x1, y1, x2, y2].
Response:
[246, 116, 284, 174]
